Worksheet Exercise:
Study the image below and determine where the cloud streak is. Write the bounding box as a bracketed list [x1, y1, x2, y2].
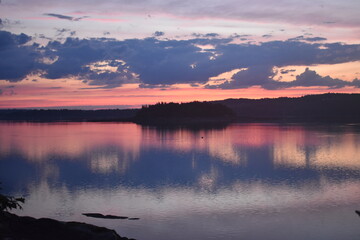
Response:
[7, 0, 358, 28]
[44, 13, 88, 21]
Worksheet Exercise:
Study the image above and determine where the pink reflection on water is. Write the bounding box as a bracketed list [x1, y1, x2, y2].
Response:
[0, 123, 142, 174]
[1, 123, 360, 169]
[3, 122, 360, 240]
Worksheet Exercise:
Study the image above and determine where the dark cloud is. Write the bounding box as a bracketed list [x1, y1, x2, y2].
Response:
[40, 38, 140, 88]
[81, 71, 139, 89]
[0, 31, 40, 82]
[44, 13, 88, 21]
[288, 35, 327, 42]
[43, 38, 106, 79]
[262, 34, 272, 38]
[153, 31, 165, 37]
[139, 83, 171, 89]
[280, 69, 296, 74]
[55, 28, 76, 37]
[208, 67, 360, 90]
[304, 37, 327, 42]
[0, 89, 2, 95]
[47, 87, 63, 89]
[288, 36, 305, 41]
[192, 33, 220, 38]
[44, 13, 73, 21]
[37, 34, 52, 40]
[206, 65, 277, 89]
[55, 28, 70, 36]
[231, 34, 252, 39]
[286, 68, 358, 88]
[1, 30, 360, 89]
[205, 33, 219, 38]
[353, 78, 360, 87]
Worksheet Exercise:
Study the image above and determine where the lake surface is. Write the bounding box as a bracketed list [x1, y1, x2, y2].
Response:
[1, 122, 360, 240]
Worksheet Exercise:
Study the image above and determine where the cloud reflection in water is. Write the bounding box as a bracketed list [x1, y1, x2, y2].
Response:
[1, 122, 360, 240]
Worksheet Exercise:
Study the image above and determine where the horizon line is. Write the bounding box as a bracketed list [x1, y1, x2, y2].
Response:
[0, 92, 358, 111]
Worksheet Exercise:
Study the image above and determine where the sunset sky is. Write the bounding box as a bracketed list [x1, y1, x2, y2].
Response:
[1, 0, 360, 109]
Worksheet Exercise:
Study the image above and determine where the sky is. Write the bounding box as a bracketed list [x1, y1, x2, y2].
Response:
[0, 0, 360, 109]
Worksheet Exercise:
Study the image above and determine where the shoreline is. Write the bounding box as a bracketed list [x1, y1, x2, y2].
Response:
[0, 212, 135, 240]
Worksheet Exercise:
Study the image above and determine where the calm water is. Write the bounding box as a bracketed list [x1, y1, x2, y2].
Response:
[1, 122, 360, 240]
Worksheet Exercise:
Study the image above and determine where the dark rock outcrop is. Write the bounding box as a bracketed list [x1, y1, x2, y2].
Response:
[0, 212, 135, 240]
[83, 213, 129, 219]
[356, 210, 360, 217]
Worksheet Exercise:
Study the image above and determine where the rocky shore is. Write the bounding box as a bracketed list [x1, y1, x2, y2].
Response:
[0, 212, 134, 240]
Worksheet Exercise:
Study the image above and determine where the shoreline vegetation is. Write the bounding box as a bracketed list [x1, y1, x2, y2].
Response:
[0, 93, 359, 124]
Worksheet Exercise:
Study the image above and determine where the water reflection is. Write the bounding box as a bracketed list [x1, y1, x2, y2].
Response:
[1, 122, 360, 240]
[0, 122, 141, 163]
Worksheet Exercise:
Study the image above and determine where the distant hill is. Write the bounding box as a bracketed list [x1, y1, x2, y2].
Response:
[1, 93, 359, 123]
[213, 93, 360, 122]
[0, 109, 138, 122]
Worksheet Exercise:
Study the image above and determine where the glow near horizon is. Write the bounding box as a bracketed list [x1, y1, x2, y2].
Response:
[0, 0, 360, 109]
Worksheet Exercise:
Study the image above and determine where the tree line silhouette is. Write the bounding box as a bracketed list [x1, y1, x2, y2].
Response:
[214, 93, 360, 122]
[1, 93, 359, 123]
[133, 101, 235, 125]
[0, 109, 138, 122]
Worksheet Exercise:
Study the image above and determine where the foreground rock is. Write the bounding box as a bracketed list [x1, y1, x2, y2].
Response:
[83, 213, 129, 219]
[83, 213, 140, 220]
[0, 212, 135, 240]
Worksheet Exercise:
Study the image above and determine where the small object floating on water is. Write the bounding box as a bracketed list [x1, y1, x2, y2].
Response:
[355, 210, 360, 217]
[82, 213, 128, 219]
[128, 218, 140, 220]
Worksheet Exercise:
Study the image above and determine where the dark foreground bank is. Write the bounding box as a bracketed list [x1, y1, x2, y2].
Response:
[0, 212, 134, 240]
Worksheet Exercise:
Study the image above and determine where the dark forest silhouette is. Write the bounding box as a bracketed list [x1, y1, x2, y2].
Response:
[214, 93, 360, 122]
[134, 101, 235, 125]
[0, 93, 360, 123]
[0, 109, 138, 122]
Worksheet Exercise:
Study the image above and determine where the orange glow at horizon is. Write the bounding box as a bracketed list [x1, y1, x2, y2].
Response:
[2, 76, 360, 109]
[274, 61, 360, 82]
